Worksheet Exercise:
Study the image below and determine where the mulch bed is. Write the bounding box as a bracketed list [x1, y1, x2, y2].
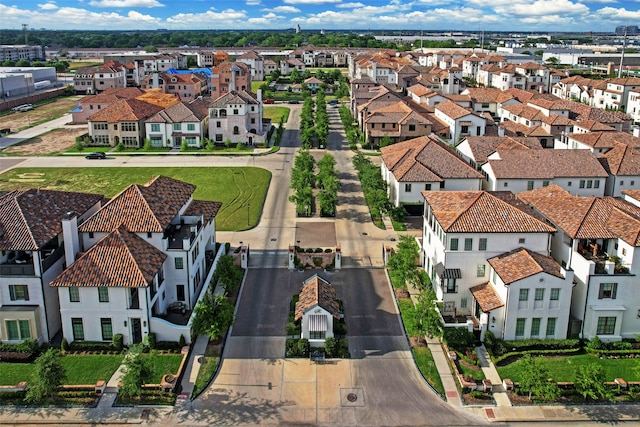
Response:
[395, 289, 410, 298]
[409, 337, 426, 348]
[462, 392, 494, 405]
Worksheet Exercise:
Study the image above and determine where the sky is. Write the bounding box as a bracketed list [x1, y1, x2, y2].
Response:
[1, 0, 639, 33]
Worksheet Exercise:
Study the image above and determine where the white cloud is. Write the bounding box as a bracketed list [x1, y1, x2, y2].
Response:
[270, 5, 301, 12]
[248, 12, 285, 24]
[594, 7, 640, 19]
[494, 0, 589, 17]
[37, 2, 58, 10]
[336, 2, 365, 7]
[284, 0, 341, 4]
[246, 0, 262, 5]
[88, 0, 164, 7]
[166, 9, 248, 27]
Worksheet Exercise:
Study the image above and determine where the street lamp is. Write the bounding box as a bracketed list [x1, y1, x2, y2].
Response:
[247, 203, 250, 227]
[24, 74, 32, 127]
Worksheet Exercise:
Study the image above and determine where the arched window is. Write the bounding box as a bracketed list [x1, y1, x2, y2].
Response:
[233, 126, 240, 135]
[219, 109, 227, 117]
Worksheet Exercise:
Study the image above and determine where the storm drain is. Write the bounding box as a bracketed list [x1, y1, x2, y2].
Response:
[340, 388, 365, 407]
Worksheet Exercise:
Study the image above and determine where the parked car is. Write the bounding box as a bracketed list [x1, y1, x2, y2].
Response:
[288, 100, 300, 104]
[85, 152, 107, 159]
[263, 98, 275, 104]
[11, 104, 34, 112]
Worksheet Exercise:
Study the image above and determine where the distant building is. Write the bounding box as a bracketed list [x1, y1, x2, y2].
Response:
[615, 25, 639, 36]
[0, 45, 44, 62]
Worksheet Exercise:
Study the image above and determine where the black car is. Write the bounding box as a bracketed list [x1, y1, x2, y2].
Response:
[288, 100, 300, 104]
[85, 152, 107, 159]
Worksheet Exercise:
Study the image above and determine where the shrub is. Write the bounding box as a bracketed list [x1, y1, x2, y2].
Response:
[180, 140, 188, 152]
[484, 330, 497, 351]
[324, 248, 332, 253]
[112, 334, 124, 351]
[305, 248, 314, 253]
[314, 248, 323, 253]
[324, 337, 337, 357]
[73, 140, 84, 151]
[224, 242, 231, 253]
[61, 338, 69, 352]
[286, 338, 299, 357]
[115, 142, 125, 152]
[0, 339, 39, 354]
[442, 328, 476, 352]
[143, 139, 152, 151]
[313, 257, 323, 267]
[155, 341, 181, 352]
[145, 333, 156, 349]
[286, 321, 299, 336]
[178, 335, 186, 348]
[469, 390, 486, 399]
[297, 339, 310, 357]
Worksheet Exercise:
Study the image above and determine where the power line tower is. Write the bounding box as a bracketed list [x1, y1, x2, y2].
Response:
[22, 24, 28, 45]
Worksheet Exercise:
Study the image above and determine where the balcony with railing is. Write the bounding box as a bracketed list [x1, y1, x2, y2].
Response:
[576, 240, 630, 276]
[0, 251, 35, 276]
[164, 219, 202, 250]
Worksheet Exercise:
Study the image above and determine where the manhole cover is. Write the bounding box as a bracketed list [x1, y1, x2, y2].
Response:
[347, 393, 358, 402]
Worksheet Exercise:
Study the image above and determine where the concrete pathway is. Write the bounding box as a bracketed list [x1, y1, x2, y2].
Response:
[476, 344, 512, 406]
[178, 334, 209, 398]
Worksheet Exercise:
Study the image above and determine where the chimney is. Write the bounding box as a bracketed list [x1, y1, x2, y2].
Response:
[153, 71, 159, 89]
[371, 61, 377, 82]
[62, 212, 80, 267]
[257, 88, 262, 103]
[497, 125, 505, 137]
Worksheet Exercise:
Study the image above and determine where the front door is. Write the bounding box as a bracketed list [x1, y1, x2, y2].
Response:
[131, 318, 142, 344]
[174, 137, 181, 147]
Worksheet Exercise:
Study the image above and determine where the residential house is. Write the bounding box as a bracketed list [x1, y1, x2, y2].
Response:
[142, 53, 184, 75]
[627, 89, 640, 123]
[0, 190, 103, 344]
[71, 87, 145, 124]
[407, 84, 448, 107]
[264, 59, 278, 77]
[207, 90, 267, 145]
[555, 131, 640, 155]
[210, 62, 251, 100]
[362, 100, 435, 147]
[460, 87, 518, 118]
[294, 274, 340, 347]
[87, 98, 164, 148]
[140, 72, 208, 102]
[597, 142, 640, 196]
[422, 190, 556, 331]
[280, 58, 305, 76]
[52, 176, 222, 345]
[304, 77, 324, 93]
[603, 77, 640, 111]
[434, 100, 486, 144]
[477, 248, 574, 341]
[73, 61, 126, 95]
[518, 185, 640, 341]
[482, 149, 608, 196]
[237, 50, 265, 81]
[380, 136, 484, 211]
[145, 99, 210, 148]
[455, 135, 543, 170]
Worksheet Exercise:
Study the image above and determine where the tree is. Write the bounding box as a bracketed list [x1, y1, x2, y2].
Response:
[387, 235, 420, 289]
[380, 135, 393, 147]
[546, 57, 559, 65]
[191, 293, 235, 340]
[214, 254, 244, 293]
[534, 50, 544, 58]
[414, 286, 442, 339]
[143, 45, 158, 53]
[574, 364, 615, 401]
[25, 349, 66, 403]
[518, 355, 560, 401]
[119, 344, 152, 400]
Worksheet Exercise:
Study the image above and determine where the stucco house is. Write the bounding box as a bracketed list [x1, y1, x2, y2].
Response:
[207, 90, 267, 145]
[295, 275, 341, 347]
[434, 100, 486, 144]
[381, 136, 483, 211]
[51, 176, 222, 345]
[0, 189, 103, 344]
[145, 99, 210, 149]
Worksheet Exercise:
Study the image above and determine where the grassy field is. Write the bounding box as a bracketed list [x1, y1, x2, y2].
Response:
[0, 354, 123, 385]
[0, 167, 271, 231]
[496, 353, 640, 383]
[263, 106, 290, 124]
[251, 81, 265, 93]
[412, 347, 445, 396]
[68, 62, 102, 70]
[397, 297, 420, 337]
[142, 353, 184, 384]
[192, 342, 221, 396]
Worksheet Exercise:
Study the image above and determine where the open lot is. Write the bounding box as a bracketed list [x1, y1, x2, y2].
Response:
[0, 167, 271, 231]
[1, 127, 87, 156]
[0, 96, 80, 134]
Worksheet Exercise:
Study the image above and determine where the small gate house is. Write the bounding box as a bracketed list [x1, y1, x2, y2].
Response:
[295, 275, 340, 347]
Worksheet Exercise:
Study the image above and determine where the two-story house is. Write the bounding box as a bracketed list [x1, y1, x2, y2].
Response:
[71, 87, 145, 124]
[519, 185, 640, 342]
[482, 149, 608, 196]
[51, 176, 222, 345]
[380, 136, 483, 211]
[456, 135, 543, 171]
[0, 190, 103, 344]
[434, 100, 486, 144]
[236, 50, 265, 81]
[210, 62, 251, 100]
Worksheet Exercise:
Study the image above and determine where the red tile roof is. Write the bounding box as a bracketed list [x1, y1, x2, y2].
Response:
[79, 176, 195, 234]
[461, 136, 542, 164]
[422, 191, 555, 233]
[294, 275, 340, 321]
[50, 226, 166, 288]
[0, 189, 103, 251]
[487, 149, 608, 179]
[88, 98, 163, 123]
[469, 283, 504, 312]
[381, 136, 483, 182]
[488, 247, 564, 285]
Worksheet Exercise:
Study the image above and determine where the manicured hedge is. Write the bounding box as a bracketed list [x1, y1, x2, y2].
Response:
[502, 338, 581, 352]
[494, 347, 583, 366]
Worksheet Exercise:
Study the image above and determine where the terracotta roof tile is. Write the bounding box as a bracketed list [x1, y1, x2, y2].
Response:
[423, 191, 555, 233]
[50, 226, 166, 288]
[461, 136, 542, 164]
[294, 275, 340, 321]
[488, 149, 608, 179]
[0, 189, 103, 251]
[79, 176, 195, 233]
[469, 283, 504, 312]
[435, 100, 475, 120]
[88, 98, 164, 123]
[488, 247, 563, 285]
[381, 136, 483, 182]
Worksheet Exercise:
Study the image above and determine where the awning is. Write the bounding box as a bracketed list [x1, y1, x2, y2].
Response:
[470, 283, 504, 312]
[434, 262, 462, 279]
[459, 121, 473, 125]
[308, 314, 328, 332]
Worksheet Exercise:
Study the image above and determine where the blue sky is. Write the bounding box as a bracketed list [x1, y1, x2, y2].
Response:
[1, 0, 639, 32]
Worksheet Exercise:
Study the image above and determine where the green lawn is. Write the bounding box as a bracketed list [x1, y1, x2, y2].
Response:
[192, 344, 220, 397]
[263, 106, 290, 124]
[141, 353, 184, 384]
[497, 354, 640, 383]
[397, 297, 420, 337]
[0, 354, 123, 386]
[0, 167, 271, 231]
[413, 347, 445, 396]
[251, 81, 265, 93]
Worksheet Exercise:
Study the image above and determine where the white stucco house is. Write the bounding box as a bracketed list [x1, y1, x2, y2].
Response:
[51, 176, 222, 345]
[207, 90, 267, 145]
[145, 99, 210, 148]
[380, 135, 483, 211]
[434, 100, 486, 144]
[294, 275, 341, 348]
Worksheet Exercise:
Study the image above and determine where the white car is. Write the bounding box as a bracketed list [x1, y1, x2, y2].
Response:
[12, 104, 34, 112]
